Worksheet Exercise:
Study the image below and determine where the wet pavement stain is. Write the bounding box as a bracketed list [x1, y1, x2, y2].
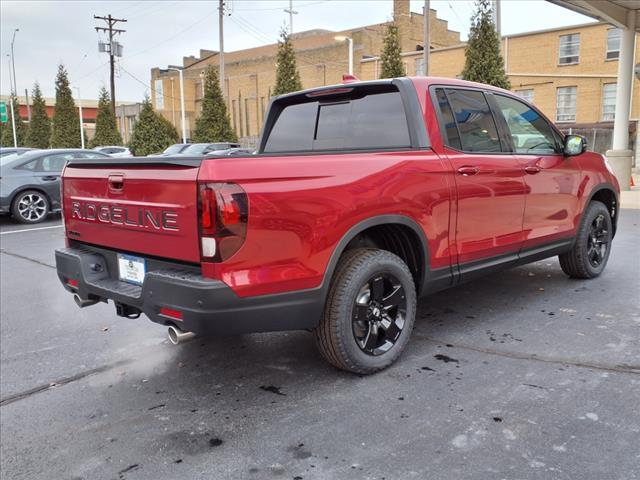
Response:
[117, 464, 140, 479]
[434, 354, 459, 363]
[288, 443, 312, 459]
[260, 385, 286, 396]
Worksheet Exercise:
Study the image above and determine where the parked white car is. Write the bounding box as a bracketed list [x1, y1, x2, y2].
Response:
[92, 146, 132, 158]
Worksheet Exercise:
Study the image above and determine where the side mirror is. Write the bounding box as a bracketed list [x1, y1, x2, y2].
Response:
[564, 135, 587, 156]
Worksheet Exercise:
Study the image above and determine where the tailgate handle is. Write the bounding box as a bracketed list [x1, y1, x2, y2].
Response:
[108, 174, 124, 192]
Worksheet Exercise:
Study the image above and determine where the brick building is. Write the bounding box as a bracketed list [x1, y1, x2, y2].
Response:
[150, 0, 461, 145]
[150, 0, 639, 153]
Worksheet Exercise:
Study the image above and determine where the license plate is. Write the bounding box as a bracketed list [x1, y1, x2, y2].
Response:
[117, 254, 146, 285]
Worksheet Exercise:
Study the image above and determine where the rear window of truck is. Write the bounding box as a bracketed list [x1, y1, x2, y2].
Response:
[263, 87, 411, 153]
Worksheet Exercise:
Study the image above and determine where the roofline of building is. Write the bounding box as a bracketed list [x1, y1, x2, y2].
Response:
[502, 21, 603, 39]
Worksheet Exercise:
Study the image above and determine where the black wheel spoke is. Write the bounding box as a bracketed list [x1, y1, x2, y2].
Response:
[353, 303, 369, 322]
[380, 314, 401, 340]
[370, 276, 384, 302]
[381, 285, 404, 310]
[361, 323, 379, 351]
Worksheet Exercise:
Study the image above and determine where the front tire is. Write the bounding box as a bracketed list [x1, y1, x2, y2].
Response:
[559, 201, 613, 279]
[11, 190, 50, 224]
[314, 248, 417, 374]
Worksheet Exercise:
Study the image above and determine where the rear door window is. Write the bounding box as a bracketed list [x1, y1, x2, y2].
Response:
[40, 153, 73, 172]
[442, 88, 502, 153]
[264, 88, 411, 153]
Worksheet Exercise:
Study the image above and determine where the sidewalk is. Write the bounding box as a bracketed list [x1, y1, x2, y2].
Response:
[620, 170, 640, 209]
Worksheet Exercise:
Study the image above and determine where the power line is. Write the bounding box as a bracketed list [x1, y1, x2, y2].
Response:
[233, 0, 329, 11]
[127, 9, 217, 58]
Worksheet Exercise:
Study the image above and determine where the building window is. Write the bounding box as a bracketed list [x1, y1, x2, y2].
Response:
[154, 79, 164, 109]
[415, 58, 425, 76]
[515, 89, 534, 104]
[602, 83, 617, 121]
[556, 86, 577, 122]
[559, 33, 580, 65]
[606, 29, 621, 60]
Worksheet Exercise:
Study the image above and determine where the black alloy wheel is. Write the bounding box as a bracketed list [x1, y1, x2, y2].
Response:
[352, 274, 407, 356]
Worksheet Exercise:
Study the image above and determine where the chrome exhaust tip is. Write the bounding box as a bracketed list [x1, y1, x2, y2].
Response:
[74, 294, 99, 308]
[167, 325, 195, 345]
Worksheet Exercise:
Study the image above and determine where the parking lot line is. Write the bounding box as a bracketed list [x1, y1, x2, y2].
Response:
[0, 224, 64, 235]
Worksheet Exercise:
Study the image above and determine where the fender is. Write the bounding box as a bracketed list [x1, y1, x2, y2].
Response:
[319, 214, 432, 296]
[584, 182, 619, 237]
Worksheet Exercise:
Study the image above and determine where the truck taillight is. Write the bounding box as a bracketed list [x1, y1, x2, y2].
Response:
[198, 182, 248, 262]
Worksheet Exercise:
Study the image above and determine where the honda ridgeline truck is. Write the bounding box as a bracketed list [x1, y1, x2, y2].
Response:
[55, 77, 620, 374]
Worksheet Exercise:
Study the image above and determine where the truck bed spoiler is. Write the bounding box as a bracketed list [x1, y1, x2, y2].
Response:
[66, 156, 206, 167]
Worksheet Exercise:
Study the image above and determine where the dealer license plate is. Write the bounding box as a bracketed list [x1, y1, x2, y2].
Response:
[117, 254, 146, 285]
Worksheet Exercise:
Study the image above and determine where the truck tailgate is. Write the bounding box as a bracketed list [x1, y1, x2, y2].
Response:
[63, 162, 201, 263]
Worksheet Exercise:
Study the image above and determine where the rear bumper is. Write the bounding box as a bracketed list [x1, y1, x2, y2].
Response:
[55, 246, 323, 335]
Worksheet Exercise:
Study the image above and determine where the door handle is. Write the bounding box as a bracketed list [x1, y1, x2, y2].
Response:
[42, 175, 58, 181]
[524, 166, 541, 174]
[457, 166, 480, 176]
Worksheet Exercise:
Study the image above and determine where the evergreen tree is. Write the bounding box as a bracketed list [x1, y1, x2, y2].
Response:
[273, 29, 302, 96]
[50, 64, 82, 148]
[1, 95, 27, 147]
[90, 86, 123, 147]
[461, 0, 510, 89]
[192, 66, 237, 142]
[25, 83, 51, 148]
[129, 97, 180, 156]
[380, 23, 405, 78]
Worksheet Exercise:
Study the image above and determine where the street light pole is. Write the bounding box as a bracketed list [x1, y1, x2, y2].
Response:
[334, 36, 353, 75]
[10, 28, 19, 96]
[167, 67, 187, 143]
[74, 87, 85, 149]
[6, 54, 17, 147]
[219, 0, 225, 95]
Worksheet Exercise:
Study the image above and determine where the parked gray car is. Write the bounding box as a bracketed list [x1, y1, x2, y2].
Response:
[0, 147, 37, 157]
[0, 149, 110, 224]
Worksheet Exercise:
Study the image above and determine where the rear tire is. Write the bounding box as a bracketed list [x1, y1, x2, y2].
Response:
[11, 190, 50, 224]
[314, 248, 417, 375]
[559, 201, 612, 279]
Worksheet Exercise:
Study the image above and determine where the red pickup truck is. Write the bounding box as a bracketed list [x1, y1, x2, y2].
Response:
[56, 77, 619, 374]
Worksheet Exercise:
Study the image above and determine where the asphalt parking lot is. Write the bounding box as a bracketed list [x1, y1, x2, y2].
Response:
[1, 210, 639, 480]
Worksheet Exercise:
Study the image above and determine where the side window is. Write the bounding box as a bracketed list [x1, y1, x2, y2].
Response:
[494, 95, 561, 154]
[17, 160, 38, 171]
[445, 88, 502, 153]
[40, 154, 72, 172]
[434, 88, 461, 150]
[264, 102, 316, 153]
[348, 91, 410, 149]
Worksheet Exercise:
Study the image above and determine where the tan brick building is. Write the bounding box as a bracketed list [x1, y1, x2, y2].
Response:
[150, 0, 460, 145]
[150, 0, 639, 152]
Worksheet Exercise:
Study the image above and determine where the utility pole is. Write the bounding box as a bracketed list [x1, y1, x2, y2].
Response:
[10, 28, 19, 96]
[219, 0, 225, 94]
[284, 0, 298, 35]
[94, 14, 127, 115]
[492, 0, 501, 49]
[423, 0, 430, 76]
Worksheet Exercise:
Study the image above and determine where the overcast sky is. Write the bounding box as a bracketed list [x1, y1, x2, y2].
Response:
[1, 0, 594, 103]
